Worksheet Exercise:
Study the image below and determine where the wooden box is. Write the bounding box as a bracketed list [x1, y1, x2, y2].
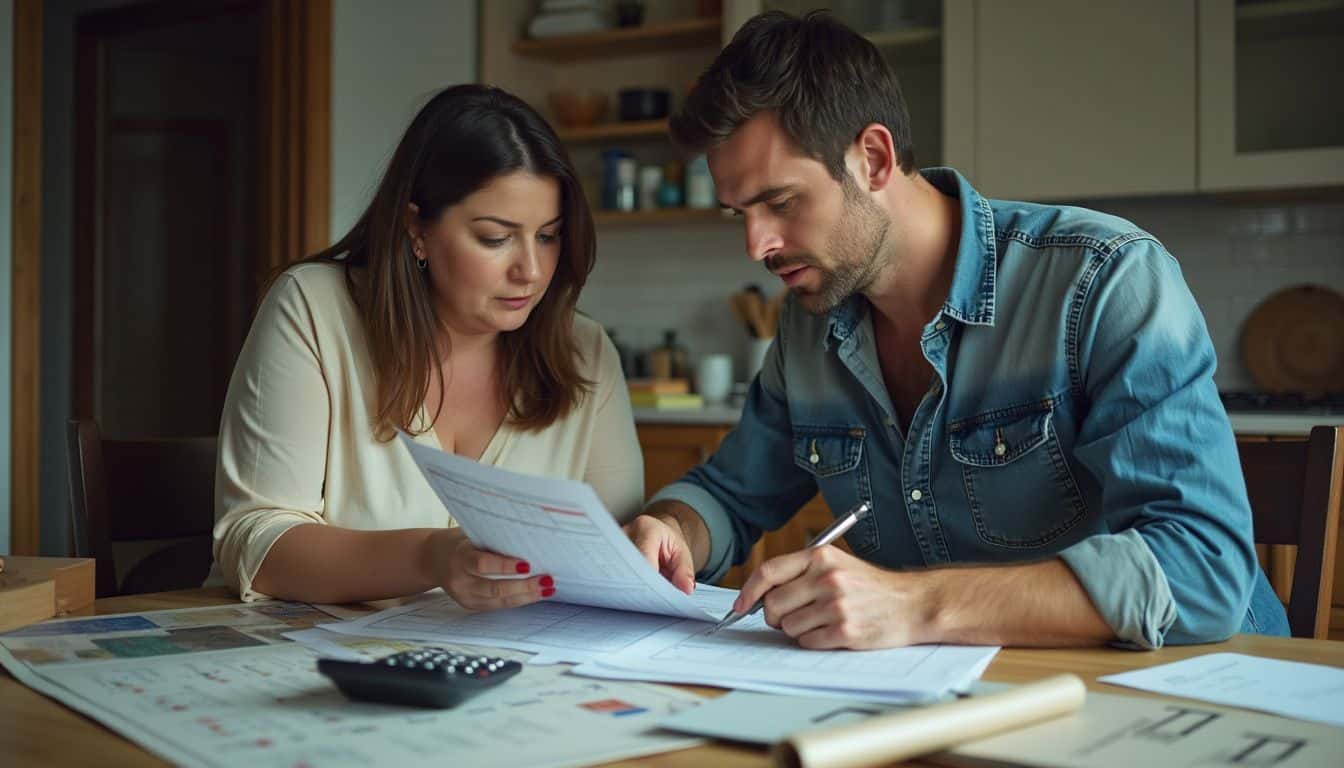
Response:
[0, 556, 96, 633]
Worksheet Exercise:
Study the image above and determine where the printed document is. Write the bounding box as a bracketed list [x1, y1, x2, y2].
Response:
[0, 603, 704, 768]
[939, 689, 1344, 768]
[1099, 652, 1344, 727]
[572, 609, 998, 703]
[321, 586, 738, 663]
[400, 433, 716, 621]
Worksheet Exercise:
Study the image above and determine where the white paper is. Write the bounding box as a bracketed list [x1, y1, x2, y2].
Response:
[1099, 652, 1344, 727]
[939, 689, 1344, 768]
[400, 433, 717, 621]
[659, 682, 1012, 745]
[573, 612, 998, 700]
[320, 585, 740, 664]
[0, 604, 706, 768]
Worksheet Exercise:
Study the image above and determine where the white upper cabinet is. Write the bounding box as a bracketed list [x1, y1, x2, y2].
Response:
[1197, 0, 1344, 191]
[943, 0, 1198, 200]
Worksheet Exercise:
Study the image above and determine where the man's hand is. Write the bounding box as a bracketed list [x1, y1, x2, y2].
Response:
[623, 513, 696, 594]
[735, 546, 935, 649]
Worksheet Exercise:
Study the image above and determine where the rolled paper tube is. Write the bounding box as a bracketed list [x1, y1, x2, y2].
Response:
[772, 674, 1086, 768]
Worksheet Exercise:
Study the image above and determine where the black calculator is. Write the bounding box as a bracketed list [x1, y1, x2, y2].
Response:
[317, 647, 523, 709]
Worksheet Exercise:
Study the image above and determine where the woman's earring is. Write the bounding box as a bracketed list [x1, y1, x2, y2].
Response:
[412, 245, 427, 271]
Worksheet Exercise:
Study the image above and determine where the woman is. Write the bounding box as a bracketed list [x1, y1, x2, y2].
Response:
[213, 85, 643, 607]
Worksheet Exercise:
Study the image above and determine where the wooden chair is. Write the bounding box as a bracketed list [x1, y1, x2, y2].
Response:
[1238, 425, 1343, 639]
[66, 419, 218, 598]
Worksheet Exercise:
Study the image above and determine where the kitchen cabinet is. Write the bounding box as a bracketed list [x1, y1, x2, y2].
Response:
[942, 0, 1198, 200]
[1197, 0, 1344, 192]
[636, 423, 838, 589]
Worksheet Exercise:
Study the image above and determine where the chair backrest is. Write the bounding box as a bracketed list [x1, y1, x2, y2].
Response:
[67, 419, 218, 598]
[1238, 425, 1343, 639]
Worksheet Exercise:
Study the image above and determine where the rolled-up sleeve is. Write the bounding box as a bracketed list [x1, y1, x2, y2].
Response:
[648, 317, 818, 584]
[1070, 239, 1257, 647]
[213, 274, 330, 602]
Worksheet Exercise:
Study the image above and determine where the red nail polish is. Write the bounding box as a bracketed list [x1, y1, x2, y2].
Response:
[539, 575, 554, 588]
[516, 562, 530, 574]
[541, 587, 556, 598]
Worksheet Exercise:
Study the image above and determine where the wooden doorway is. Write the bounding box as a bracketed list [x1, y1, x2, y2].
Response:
[73, 1, 264, 437]
[8, 0, 329, 554]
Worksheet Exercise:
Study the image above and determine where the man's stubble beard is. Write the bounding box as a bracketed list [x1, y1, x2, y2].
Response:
[794, 177, 892, 315]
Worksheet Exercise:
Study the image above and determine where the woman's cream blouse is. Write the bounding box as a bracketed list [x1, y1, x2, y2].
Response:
[212, 262, 644, 601]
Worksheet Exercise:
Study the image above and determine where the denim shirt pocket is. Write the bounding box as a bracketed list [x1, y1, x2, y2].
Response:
[792, 425, 879, 555]
[947, 398, 1086, 549]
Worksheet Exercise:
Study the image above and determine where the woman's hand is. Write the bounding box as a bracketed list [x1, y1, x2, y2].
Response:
[420, 528, 554, 610]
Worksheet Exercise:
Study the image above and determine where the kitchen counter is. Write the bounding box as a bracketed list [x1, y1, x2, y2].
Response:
[1223, 411, 1344, 436]
[633, 407, 1342, 436]
[632, 404, 744, 424]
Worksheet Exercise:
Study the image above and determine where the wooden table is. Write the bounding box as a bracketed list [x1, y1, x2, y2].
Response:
[3, 589, 1341, 767]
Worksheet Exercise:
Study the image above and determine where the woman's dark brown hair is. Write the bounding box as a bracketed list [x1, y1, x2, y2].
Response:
[304, 84, 596, 439]
[669, 10, 917, 178]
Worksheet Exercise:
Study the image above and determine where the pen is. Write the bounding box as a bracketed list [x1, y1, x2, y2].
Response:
[708, 500, 872, 634]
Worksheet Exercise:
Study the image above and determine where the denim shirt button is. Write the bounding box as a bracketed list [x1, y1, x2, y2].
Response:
[910, 489, 923, 501]
[994, 441, 1007, 457]
[935, 320, 946, 331]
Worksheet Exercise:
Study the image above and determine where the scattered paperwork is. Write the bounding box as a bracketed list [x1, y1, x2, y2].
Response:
[392, 432, 999, 702]
[320, 588, 997, 703]
[1, 604, 705, 768]
[939, 688, 1344, 768]
[572, 607, 998, 703]
[319, 585, 738, 664]
[1099, 652, 1344, 727]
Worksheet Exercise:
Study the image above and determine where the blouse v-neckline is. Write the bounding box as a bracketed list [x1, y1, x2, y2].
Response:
[414, 404, 512, 465]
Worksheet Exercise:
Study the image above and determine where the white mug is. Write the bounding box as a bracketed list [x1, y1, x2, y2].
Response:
[745, 337, 773, 383]
[696, 354, 734, 405]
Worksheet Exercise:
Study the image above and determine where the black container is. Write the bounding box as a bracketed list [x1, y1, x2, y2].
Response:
[618, 88, 671, 121]
[615, 1, 645, 27]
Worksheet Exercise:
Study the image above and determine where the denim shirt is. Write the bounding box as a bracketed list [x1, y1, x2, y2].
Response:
[653, 168, 1288, 648]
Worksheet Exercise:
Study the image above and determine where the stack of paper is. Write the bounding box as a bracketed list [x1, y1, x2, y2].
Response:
[328, 438, 1001, 703]
[569, 608, 998, 704]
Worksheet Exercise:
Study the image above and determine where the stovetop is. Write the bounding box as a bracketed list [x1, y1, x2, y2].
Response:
[1219, 390, 1344, 413]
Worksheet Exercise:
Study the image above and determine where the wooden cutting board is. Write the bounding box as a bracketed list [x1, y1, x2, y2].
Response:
[1241, 284, 1344, 394]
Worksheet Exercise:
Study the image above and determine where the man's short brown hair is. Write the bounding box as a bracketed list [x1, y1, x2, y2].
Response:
[669, 10, 917, 179]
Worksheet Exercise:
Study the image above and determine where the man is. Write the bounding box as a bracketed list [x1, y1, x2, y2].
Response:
[623, 11, 1288, 650]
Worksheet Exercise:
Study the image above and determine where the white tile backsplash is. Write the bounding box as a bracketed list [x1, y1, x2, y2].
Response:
[1095, 197, 1344, 390]
[579, 197, 1344, 390]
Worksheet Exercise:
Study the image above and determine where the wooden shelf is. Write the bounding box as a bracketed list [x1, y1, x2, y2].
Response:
[557, 119, 668, 143]
[1236, 0, 1344, 40]
[514, 17, 721, 61]
[864, 26, 941, 50]
[593, 208, 732, 226]
[1236, 0, 1344, 21]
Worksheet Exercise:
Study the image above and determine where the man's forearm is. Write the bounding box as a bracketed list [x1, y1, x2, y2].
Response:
[921, 558, 1114, 647]
[643, 500, 712, 574]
